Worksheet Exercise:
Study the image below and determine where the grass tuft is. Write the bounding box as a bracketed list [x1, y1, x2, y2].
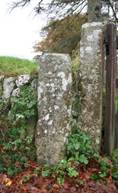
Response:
[0, 56, 37, 76]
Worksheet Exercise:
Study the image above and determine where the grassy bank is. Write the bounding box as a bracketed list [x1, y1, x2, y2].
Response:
[0, 56, 37, 75]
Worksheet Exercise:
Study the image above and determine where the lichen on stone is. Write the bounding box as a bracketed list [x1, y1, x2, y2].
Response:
[79, 22, 104, 149]
[36, 53, 72, 164]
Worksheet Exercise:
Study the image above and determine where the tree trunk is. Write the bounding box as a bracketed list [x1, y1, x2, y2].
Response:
[88, 0, 102, 22]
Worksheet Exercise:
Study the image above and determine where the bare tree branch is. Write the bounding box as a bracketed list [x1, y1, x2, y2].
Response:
[107, 0, 118, 22]
[11, 0, 118, 21]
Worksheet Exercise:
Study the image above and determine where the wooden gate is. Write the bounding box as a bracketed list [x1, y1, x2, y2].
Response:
[103, 22, 118, 155]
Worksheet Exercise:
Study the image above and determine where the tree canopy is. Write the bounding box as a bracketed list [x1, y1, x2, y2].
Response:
[12, 0, 118, 22]
[34, 14, 87, 54]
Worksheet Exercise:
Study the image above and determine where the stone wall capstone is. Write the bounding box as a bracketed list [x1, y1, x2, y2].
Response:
[3, 77, 15, 99]
[79, 22, 104, 149]
[1, 74, 36, 100]
[36, 53, 72, 165]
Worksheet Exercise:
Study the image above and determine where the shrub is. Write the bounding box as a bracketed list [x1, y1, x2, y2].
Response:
[66, 128, 98, 164]
[35, 14, 87, 55]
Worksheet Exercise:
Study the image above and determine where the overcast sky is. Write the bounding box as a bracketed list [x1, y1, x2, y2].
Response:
[0, 0, 47, 60]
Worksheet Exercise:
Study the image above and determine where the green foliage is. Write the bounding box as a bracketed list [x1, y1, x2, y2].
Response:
[0, 126, 36, 176]
[72, 52, 80, 75]
[54, 159, 78, 178]
[99, 157, 111, 178]
[112, 169, 118, 180]
[66, 126, 116, 182]
[34, 128, 99, 185]
[115, 96, 118, 112]
[9, 85, 37, 124]
[0, 100, 12, 140]
[111, 149, 118, 180]
[0, 56, 37, 75]
[112, 149, 118, 166]
[22, 175, 31, 183]
[41, 159, 78, 185]
[91, 157, 111, 180]
[0, 99, 10, 116]
[0, 85, 37, 176]
[66, 128, 98, 164]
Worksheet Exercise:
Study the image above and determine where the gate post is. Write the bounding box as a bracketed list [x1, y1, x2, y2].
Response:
[104, 23, 117, 155]
[79, 22, 104, 150]
[35, 53, 72, 164]
[115, 36, 118, 149]
[115, 77, 118, 149]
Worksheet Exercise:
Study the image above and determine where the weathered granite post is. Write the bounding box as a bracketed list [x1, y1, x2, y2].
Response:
[115, 51, 118, 149]
[35, 53, 72, 164]
[79, 22, 104, 149]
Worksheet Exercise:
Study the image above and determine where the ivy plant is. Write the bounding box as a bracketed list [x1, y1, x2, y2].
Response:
[0, 84, 37, 176]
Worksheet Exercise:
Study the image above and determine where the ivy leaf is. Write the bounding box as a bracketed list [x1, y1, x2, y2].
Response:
[74, 143, 80, 150]
[67, 167, 78, 177]
[78, 155, 88, 165]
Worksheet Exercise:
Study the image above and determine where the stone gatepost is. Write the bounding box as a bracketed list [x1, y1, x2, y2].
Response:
[35, 53, 72, 164]
[79, 22, 104, 149]
[116, 51, 118, 149]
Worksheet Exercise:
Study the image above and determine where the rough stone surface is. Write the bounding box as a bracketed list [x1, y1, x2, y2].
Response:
[0, 74, 38, 138]
[3, 77, 15, 99]
[79, 22, 104, 149]
[116, 51, 118, 149]
[12, 88, 20, 97]
[117, 51, 118, 74]
[36, 53, 72, 164]
[16, 74, 30, 87]
[31, 78, 38, 90]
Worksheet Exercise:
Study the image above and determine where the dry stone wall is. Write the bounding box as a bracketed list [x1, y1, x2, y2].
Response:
[0, 74, 37, 99]
[0, 54, 72, 165]
[0, 74, 37, 133]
